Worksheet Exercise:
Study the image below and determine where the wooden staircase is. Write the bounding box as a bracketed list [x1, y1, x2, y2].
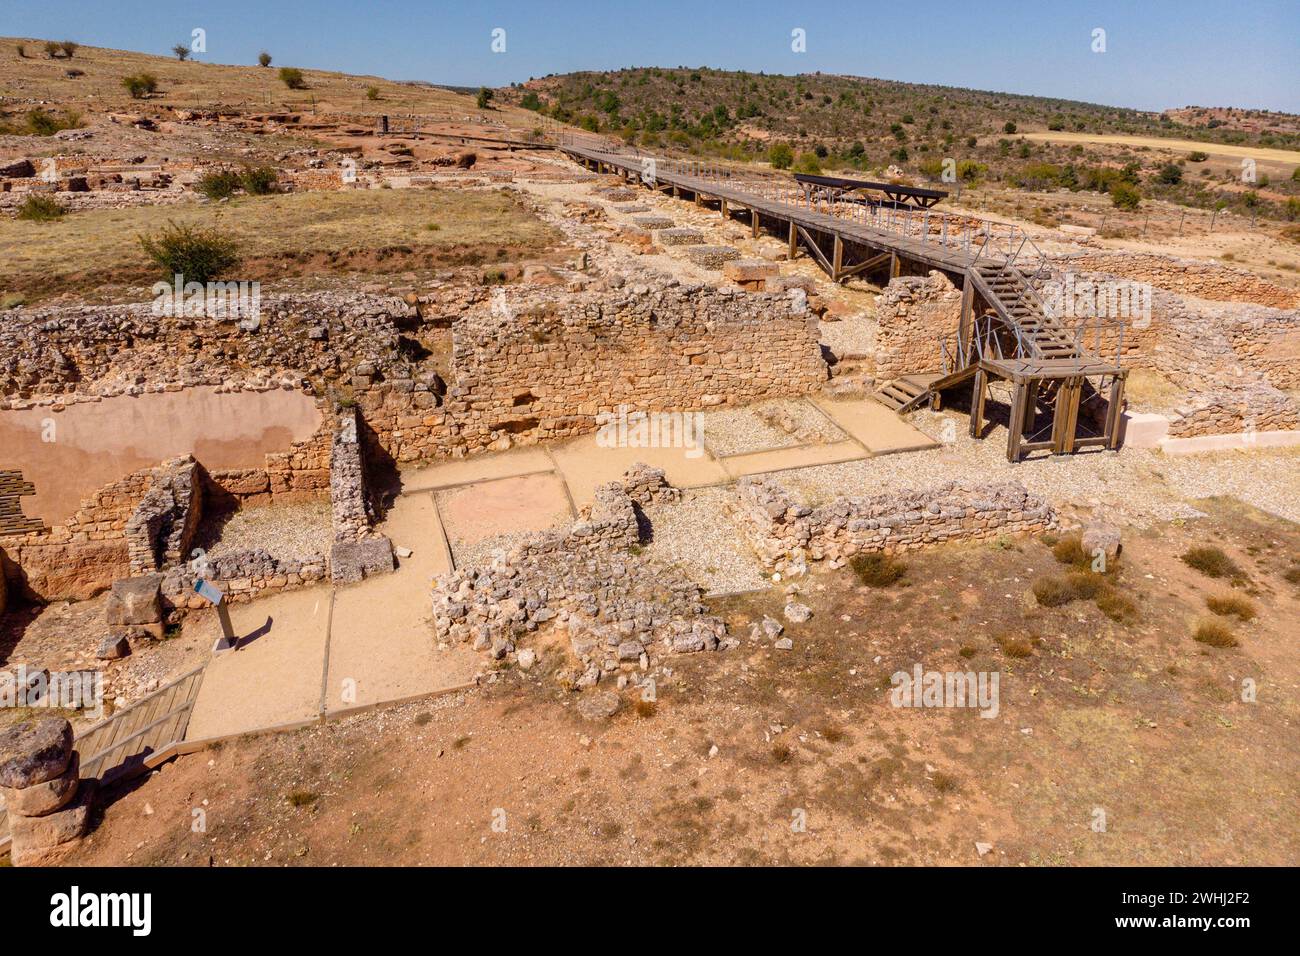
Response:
[872, 374, 937, 412]
[969, 261, 1083, 361]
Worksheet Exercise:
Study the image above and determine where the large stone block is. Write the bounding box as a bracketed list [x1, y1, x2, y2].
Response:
[9, 786, 91, 865]
[1, 753, 79, 816]
[105, 574, 164, 626]
[330, 535, 395, 584]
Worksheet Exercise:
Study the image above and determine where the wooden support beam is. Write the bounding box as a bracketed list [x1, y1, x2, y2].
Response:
[889, 252, 900, 280]
[835, 251, 892, 281]
[1061, 378, 1082, 454]
[752, 209, 760, 238]
[959, 276, 975, 359]
[1022, 380, 1040, 434]
[1105, 375, 1127, 450]
[1007, 382, 1027, 462]
[796, 226, 833, 275]
[788, 220, 797, 259]
[720, 198, 728, 218]
[832, 235, 844, 282]
[969, 368, 986, 438]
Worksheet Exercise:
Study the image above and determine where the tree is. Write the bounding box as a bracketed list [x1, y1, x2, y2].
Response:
[258, 51, 272, 67]
[520, 91, 541, 111]
[476, 87, 494, 109]
[122, 73, 158, 98]
[1110, 181, 1141, 209]
[767, 142, 793, 169]
[172, 44, 191, 61]
[1003, 120, 1017, 134]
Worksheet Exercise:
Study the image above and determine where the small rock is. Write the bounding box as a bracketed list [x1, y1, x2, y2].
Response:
[784, 602, 812, 624]
[774, 637, 794, 651]
[516, 648, 537, 671]
[576, 690, 621, 721]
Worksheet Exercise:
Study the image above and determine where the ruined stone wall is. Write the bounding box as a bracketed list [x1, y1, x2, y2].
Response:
[729, 477, 1056, 575]
[424, 283, 826, 456]
[872, 271, 963, 378]
[1057, 251, 1300, 309]
[124, 457, 205, 575]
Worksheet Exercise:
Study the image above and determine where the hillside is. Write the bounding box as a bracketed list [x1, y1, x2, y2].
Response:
[501, 67, 1300, 222]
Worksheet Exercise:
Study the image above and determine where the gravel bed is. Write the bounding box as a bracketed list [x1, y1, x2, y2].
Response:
[777, 408, 1212, 527]
[451, 529, 541, 570]
[703, 398, 846, 456]
[642, 487, 769, 594]
[819, 311, 877, 358]
[1158, 446, 1300, 523]
[204, 501, 332, 561]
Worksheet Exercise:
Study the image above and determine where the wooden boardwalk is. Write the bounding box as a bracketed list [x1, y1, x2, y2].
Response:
[0, 665, 206, 856]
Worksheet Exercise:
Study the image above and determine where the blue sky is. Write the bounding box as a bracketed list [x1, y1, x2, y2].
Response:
[4, 0, 1297, 113]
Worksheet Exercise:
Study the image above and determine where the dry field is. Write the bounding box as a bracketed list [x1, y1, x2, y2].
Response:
[59, 499, 1300, 867]
[1, 187, 562, 301]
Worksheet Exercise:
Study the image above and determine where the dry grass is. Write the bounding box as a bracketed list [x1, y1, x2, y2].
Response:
[1122, 369, 1189, 413]
[1, 188, 559, 297]
[849, 552, 907, 587]
[1205, 594, 1257, 621]
[1181, 545, 1243, 580]
[1193, 618, 1240, 648]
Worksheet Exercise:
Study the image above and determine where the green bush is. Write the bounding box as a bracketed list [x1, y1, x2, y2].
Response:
[1187, 150, 1209, 162]
[1003, 120, 1017, 134]
[122, 73, 158, 98]
[1110, 181, 1141, 209]
[365, 85, 380, 101]
[2, 107, 83, 136]
[476, 87, 493, 109]
[278, 67, 306, 90]
[1155, 162, 1183, 185]
[172, 44, 191, 61]
[194, 169, 241, 200]
[16, 194, 66, 222]
[793, 152, 822, 174]
[239, 165, 279, 195]
[137, 222, 240, 285]
[258, 51, 272, 67]
[767, 142, 794, 169]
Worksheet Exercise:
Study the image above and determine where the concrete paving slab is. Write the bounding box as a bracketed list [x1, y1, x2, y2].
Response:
[549, 434, 729, 507]
[719, 440, 867, 478]
[812, 397, 939, 454]
[324, 492, 478, 715]
[184, 585, 332, 743]
[437, 472, 573, 551]
[399, 447, 554, 492]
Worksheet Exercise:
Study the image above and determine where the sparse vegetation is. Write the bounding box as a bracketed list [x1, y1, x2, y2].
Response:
[1193, 619, 1239, 648]
[239, 165, 280, 195]
[137, 221, 241, 285]
[1205, 594, 1256, 621]
[279, 67, 306, 90]
[0, 107, 83, 136]
[850, 553, 907, 587]
[1181, 545, 1242, 580]
[365, 85, 380, 101]
[15, 195, 66, 222]
[286, 790, 319, 807]
[172, 44, 191, 61]
[258, 51, 272, 67]
[122, 72, 158, 98]
[194, 169, 242, 201]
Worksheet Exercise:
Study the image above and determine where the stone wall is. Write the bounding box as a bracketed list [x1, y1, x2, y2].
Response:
[423, 282, 826, 457]
[729, 477, 1056, 575]
[327, 407, 394, 585]
[872, 271, 963, 378]
[1056, 251, 1300, 309]
[124, 457, 205, 575]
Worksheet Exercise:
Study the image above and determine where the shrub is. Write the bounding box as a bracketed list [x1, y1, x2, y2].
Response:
[1051, 534, 1090, 569]
[793, 152, 822, 174]
[1205, 594, 1256, 621]
[59, 41, 78, 58]
[286, 790, 318, 807]
[1180, 546, 1241, 580]
[476, 87, 493, 109]
[997, 635, 1033, 658]
[1193, 619, 1239, 648]
[194, 169, 241, 200]
[520, 91, 541, 111]
[1110, 181, 1141, 209]
[1032, 574, 1076, 607]
[258, 51, 272, 67]
[137, 222, 240, 285]
[239, 165, 279, 195]
[172, 44, 191, 61]
[767, 142, 793, 169]
[850, 553, 907, 587]
[122, 73, 158, 98]
[278, 67, 306, 90]
[1155, 162, 1183, 185]
[1096, 590, 1137, 622]
[1187, 150, 1209, 162]
[16, 194, 66, 222]
[16, 43, 26, 58]
[365, 85, 380, 101]
[16, 107, 82, 136]
[1003, 120, 1017, 134]
[44, 41, 61, 58]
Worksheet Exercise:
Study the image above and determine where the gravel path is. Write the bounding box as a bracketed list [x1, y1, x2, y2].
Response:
[819, 312, 877, 357]
[703, 398, 846, 456]
[642, 487, 769, 594]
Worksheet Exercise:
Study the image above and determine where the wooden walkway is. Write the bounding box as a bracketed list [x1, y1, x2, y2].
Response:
[0, 665, 206, 857]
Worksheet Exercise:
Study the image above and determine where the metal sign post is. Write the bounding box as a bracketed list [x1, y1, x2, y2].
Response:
[194, 578, 237, 654]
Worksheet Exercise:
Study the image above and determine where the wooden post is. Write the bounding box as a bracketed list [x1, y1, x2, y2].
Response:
[1105, 375, 1127, 450]
[889, 252, 900, 279]
[721, 198, 728, 219]
[1022, 380, 1040, 434]
[959, 277, 975, 364]
[1007, 381, 1027, 462]
[832, 235, 843, 282]
[1061, 378, 1082, 454]
[752, 210, 760, 238]
[969, 368, 987, 438]
[788, 220, 797, 260]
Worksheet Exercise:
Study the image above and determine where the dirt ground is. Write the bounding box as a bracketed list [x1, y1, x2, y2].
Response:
[59, 498, 1299, 866]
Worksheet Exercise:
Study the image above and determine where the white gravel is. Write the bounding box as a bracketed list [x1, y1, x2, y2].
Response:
[205, 501, 332, 560]
[703, 398, 846, 456]
[642, 487, 769, 594]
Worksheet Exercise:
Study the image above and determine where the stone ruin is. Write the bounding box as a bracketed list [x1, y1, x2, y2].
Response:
[729, 476, 1057, 578]
[0, 717, 89, 865]
[431, 465, 731, 691]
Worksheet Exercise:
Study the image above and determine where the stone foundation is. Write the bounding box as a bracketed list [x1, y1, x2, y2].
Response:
[873, 271, 963, 378]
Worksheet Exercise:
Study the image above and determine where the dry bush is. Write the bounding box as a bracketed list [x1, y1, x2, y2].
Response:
[1205, 594, 1256, 621]
[1181, 545, 1242, 580]
[1193, 619, 1239, 648]
[850, 552, 907, 587]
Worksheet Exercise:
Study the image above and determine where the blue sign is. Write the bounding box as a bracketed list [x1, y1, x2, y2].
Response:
[194, 578, 224, 605]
